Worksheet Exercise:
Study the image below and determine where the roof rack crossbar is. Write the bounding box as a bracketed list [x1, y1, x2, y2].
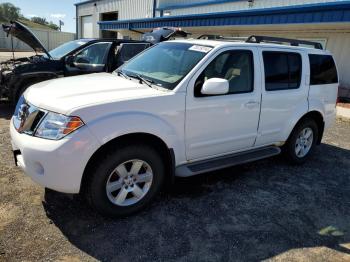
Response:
[197, 35, 247, 41]
[246, 35, 323, 50]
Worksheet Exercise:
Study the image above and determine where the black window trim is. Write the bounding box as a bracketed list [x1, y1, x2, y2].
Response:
[263, 50, 303, 92]
[194, 49, 255, 97]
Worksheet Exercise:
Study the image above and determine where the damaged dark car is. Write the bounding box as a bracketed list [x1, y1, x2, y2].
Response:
[0, 21, 189, 104]
[0, 21, 153, 103]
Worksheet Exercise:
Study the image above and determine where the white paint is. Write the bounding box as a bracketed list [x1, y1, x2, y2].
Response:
[11, 39, 338, 193]
[201, 78, 229, 95]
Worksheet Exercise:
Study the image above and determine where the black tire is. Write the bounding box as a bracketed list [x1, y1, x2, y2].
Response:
[85, 144, 165, 217]
[283, 118, 319, 164]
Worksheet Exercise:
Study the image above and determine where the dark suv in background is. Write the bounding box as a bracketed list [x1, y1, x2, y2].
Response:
[0, 21, 189, 103]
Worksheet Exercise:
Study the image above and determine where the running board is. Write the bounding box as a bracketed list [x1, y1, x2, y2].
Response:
[175, 146, 281, 177]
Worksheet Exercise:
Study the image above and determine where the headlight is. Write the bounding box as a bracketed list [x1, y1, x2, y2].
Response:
[34, 112, 84, 140]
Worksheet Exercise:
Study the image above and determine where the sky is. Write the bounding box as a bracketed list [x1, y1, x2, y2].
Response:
[1, 0, 82, 33]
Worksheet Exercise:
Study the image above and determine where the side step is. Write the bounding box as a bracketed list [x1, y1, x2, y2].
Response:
[175, 146, 281, 177]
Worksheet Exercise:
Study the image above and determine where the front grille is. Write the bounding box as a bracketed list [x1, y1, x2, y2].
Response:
[13, 98, 46, 135]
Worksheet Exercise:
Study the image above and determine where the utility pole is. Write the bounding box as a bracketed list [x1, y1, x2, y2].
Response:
[59, 20, 64, 31]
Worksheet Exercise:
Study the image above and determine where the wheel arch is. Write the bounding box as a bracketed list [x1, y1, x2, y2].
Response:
[80, 132, 175, 193]
[288, 110, 325, 145]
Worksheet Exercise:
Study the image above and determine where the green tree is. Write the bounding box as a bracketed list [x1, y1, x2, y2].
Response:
[30, 17, 59, 31]
[0, 2, 21, 21]
[48, 21, 59, 31]
[30, 16, 47, 25]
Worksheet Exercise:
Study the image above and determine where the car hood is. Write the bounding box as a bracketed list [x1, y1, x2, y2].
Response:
[2, 21, 51, 58]
[25, 73, 165, 115]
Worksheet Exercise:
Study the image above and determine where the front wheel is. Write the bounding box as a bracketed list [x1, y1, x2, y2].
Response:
[85, 145, 165, 217]
[283, 118, 319, 164]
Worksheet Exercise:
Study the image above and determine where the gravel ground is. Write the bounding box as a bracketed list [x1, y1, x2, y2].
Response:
[0, 101, 349, 262]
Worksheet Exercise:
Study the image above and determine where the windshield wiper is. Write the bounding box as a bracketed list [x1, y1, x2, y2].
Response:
[130, 74, 154, 88]
[116, 69, 129, 79]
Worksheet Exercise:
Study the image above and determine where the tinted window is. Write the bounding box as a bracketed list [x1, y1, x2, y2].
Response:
[289, 53, 302, 88]
[74, 42, 111, 65]
[118, 43, 150, 63]
[309, 54, 338, 85]
[195, 50, 254, 96]
[263, 52, 302, 91]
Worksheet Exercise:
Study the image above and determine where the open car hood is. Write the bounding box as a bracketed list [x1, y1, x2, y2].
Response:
[141, 27, 190, 44]
[2, 21, 51, 58]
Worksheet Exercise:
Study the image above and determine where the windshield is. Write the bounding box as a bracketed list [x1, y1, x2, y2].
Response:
[48, 40, 90, 59]
[119, 42, 212, 90]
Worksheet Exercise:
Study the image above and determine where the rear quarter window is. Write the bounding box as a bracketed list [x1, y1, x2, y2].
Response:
[309, 54, 338, 85]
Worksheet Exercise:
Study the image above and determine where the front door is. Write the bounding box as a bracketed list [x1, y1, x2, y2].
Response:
[65, 42, 112, 76]
[185, 47, 261, 161]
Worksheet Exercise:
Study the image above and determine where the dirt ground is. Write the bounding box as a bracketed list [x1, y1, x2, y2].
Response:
[0, 101, 350, 262]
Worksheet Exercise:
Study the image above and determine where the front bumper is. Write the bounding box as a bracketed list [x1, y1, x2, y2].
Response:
[10, 119, 101, 193]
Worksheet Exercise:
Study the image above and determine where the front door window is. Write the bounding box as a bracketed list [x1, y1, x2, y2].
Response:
[74, 42, 110, 65]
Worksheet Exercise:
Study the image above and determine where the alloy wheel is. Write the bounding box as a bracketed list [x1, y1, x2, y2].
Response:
[106, 159, 153, 206]
[295, 127, 313, 158]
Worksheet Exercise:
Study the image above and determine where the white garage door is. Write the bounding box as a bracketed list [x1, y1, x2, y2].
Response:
[81, 15, 93, 38]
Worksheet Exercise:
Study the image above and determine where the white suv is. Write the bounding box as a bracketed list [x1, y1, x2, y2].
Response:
[10, 36, 339, 217]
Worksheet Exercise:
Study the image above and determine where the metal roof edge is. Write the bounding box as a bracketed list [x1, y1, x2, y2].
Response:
[98, 1, 350, 25]
[75, 0, 102, 7]
[156, 0, 243, 11]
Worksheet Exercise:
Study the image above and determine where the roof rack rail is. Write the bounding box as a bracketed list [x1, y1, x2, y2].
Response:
[246, 35, 323, 50]
[197, 34, 247, 41]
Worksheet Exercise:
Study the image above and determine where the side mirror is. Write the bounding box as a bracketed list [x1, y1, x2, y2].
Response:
[65, 55, 74, 66]
[201, 78, 229, 95]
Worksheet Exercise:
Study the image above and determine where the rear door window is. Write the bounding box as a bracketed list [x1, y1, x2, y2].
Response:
[263, 51, 302, 91]
[309, 54, 338, 85]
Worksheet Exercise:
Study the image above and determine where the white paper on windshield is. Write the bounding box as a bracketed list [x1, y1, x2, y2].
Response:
[189, 45, 212, 53]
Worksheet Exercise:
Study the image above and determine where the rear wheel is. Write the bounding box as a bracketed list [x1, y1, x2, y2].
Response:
[85, 144, 165, 217]
[283, 118, 319, 164]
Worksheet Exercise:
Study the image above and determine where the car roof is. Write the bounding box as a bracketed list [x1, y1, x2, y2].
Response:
[169, 38, 331, 55]
[79, 38, 149, 44]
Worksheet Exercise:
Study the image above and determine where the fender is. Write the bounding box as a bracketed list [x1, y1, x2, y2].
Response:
[85, 111, 186, 166]
[308, 97, 326, 118]
[282, 98, 325, 143]
[280, 100, 309, 142]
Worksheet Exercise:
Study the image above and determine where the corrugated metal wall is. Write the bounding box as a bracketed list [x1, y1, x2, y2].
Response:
[0, 28, 76, 51]
[77, 0, 154, 38]
[158, 0, 350, 16]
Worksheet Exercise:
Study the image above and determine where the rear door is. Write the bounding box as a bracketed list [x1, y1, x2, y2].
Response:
[255, 48, 309, 146]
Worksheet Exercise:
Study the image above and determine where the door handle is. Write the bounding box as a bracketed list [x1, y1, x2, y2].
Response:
[244, 101, 260, 108]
